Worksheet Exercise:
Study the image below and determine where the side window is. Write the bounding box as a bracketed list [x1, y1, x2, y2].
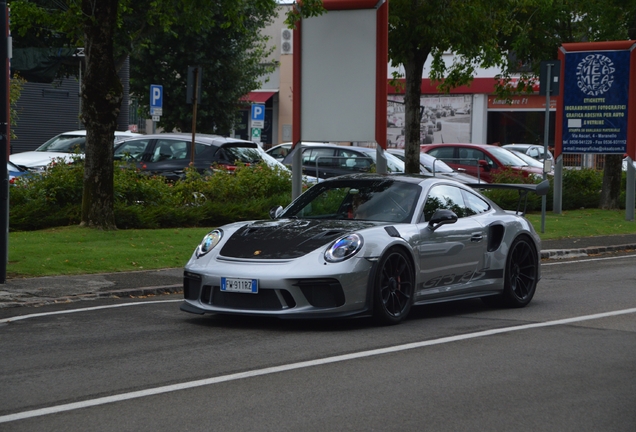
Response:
[423, 184, 468, 221]
[462, 190, 490, 216]
[338, 149, 372, 171]
[303, 148, 336, 167]
[429, 147, 455, 161]
[151, 139, 186, 162]
[114, 139, 152, 161]
[168, 141, 189, 160]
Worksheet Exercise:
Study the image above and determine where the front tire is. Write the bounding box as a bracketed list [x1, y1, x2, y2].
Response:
[373, 248, 415, 325]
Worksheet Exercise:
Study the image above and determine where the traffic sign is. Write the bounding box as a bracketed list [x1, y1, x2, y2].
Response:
[150, 84, 163, 116]
[251, 104, 265, 128]
[251, 127, 262, 142]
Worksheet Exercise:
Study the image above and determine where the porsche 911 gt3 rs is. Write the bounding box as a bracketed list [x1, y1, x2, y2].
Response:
[181, 173, 548, 325]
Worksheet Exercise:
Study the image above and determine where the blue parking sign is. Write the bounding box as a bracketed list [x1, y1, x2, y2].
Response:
[251, 104, 265, 121]
[150, 84, 163, 116]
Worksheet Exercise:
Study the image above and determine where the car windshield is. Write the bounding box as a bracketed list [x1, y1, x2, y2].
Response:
[381, 152, 405, 173]
[486, 146, 529, 167]
[420, 154, 454, 173]
[36, 135, 86, 153]
[510, 150, 543, 168]
[281, 178, 421, 223]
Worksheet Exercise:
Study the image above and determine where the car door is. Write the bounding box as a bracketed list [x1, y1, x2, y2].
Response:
[456, 147, 500, 183]
[336, 148, 374, 174]
[114, 138, 155, 165]
[142, 138, 191, 177]
[301, 147, 340, 178]
[413, 183, 487, 300]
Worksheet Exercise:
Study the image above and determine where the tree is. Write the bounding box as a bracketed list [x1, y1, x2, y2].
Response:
[129, 3, 275, 134]
[9, 0, 279, 229]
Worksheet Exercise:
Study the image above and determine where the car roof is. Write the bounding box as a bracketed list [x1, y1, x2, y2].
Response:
[119, 132, 256, 146]
[420, 143, 497, 150]
[296, 143, 376, 152]
[319, 172, 455, 187]
[53, 130, 140, 137]
[503, 143, 541, 149]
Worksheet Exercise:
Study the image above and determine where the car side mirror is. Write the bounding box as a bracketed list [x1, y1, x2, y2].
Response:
[427, 209, 458, 231]
[269, 205, 284, 219]
[478, 160, 491, 171]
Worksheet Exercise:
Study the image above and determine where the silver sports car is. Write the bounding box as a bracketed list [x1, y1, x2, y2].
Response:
[182, 173, 548, 325]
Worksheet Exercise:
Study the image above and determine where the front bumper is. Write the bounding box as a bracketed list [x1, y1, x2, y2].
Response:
[181, 254, 376, 319]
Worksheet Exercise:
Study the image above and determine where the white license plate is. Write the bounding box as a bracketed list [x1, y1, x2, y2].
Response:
[221, 277, 258, 294]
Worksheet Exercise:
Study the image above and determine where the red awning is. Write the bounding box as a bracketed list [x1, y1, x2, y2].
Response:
[242, 91, 277, 104]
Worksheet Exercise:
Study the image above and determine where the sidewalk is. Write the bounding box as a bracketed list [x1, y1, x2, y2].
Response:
[1, 234, 635, 309]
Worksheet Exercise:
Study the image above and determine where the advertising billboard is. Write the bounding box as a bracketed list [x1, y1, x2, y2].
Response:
[561, 50, 629, 154]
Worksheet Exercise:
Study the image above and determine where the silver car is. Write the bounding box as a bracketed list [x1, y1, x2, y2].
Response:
[182, 174, 547, 325]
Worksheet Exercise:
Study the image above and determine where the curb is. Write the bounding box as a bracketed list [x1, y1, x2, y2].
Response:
[541, 243, 636, 260]
[0, 284, 182, 309]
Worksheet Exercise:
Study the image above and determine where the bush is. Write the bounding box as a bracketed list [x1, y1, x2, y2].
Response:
[481, 169, 543, 212]
[10, 161, 294, 231]
[481, 168, 606, 212]
[560, 168, 602, 210]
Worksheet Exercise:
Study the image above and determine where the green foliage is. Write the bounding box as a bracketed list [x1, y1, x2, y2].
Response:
[10, 74, 26, 140]
[482, 168, 606, 212]
[560, 168, 603, 210]
[482, 169, 543, 212]
[129, 1, 277, 134]
[10, 161, 294, 232]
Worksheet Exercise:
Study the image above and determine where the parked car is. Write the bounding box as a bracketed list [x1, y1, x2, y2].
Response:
[182, 173, 548, 324]
[266, 143, 293, 161]
[420, 143, 544, 183]
[114, 133, 288, 181]
[387, 148, 484, 183]
[10, 130, 140, 172]
[266, 142, 331, 161]
[281, 143, 405, 179]
[623, 157, 636, 171]
[8, 161, 29, 184]
[502, 143, 554, 161]
[509, 149, 553, 176]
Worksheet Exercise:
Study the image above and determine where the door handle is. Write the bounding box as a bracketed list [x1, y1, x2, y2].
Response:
[471, 234, 483, 242]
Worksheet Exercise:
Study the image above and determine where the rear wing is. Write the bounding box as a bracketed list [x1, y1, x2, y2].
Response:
[468, 180, 549, 216]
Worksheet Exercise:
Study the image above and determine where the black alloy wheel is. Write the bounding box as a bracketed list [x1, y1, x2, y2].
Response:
[373, 247, 414, 325]
[503, 236, 538, 307]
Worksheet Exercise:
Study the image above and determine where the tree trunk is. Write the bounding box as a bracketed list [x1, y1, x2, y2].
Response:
[599, 154, 623, 209]
[80, 0, 122, 230]
[403, 49, 429, 174]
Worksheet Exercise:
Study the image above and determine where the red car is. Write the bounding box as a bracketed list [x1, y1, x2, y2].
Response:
[420, 143, 544, 183]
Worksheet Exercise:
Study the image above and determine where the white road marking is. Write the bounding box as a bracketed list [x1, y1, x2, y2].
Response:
[2, 307, 636, 424]
[543, 253, 636, 266]
[0, 299, 183, 324]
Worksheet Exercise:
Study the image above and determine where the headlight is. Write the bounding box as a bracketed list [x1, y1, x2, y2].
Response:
[324, 234, 363, 263]
[196, 229, 223, 258]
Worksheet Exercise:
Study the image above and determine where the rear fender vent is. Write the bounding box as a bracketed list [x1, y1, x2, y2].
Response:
[488, 224, 505, 252]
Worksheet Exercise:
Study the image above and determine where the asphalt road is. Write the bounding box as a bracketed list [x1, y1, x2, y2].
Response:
[1, 252, 635, 431]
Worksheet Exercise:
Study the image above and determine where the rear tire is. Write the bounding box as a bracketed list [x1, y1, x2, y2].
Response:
[483, 235, 538, 308]
[373, 248, 415, 325]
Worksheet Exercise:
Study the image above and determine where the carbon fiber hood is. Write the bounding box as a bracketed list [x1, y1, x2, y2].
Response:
[219, 219, 377, 259]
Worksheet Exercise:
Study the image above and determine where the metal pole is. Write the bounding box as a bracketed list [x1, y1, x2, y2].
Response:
[541, 63, 551, 234]
[0, 2, 9, 283]
[627, 157, 635, 221]
[190, 67, 198, 165]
